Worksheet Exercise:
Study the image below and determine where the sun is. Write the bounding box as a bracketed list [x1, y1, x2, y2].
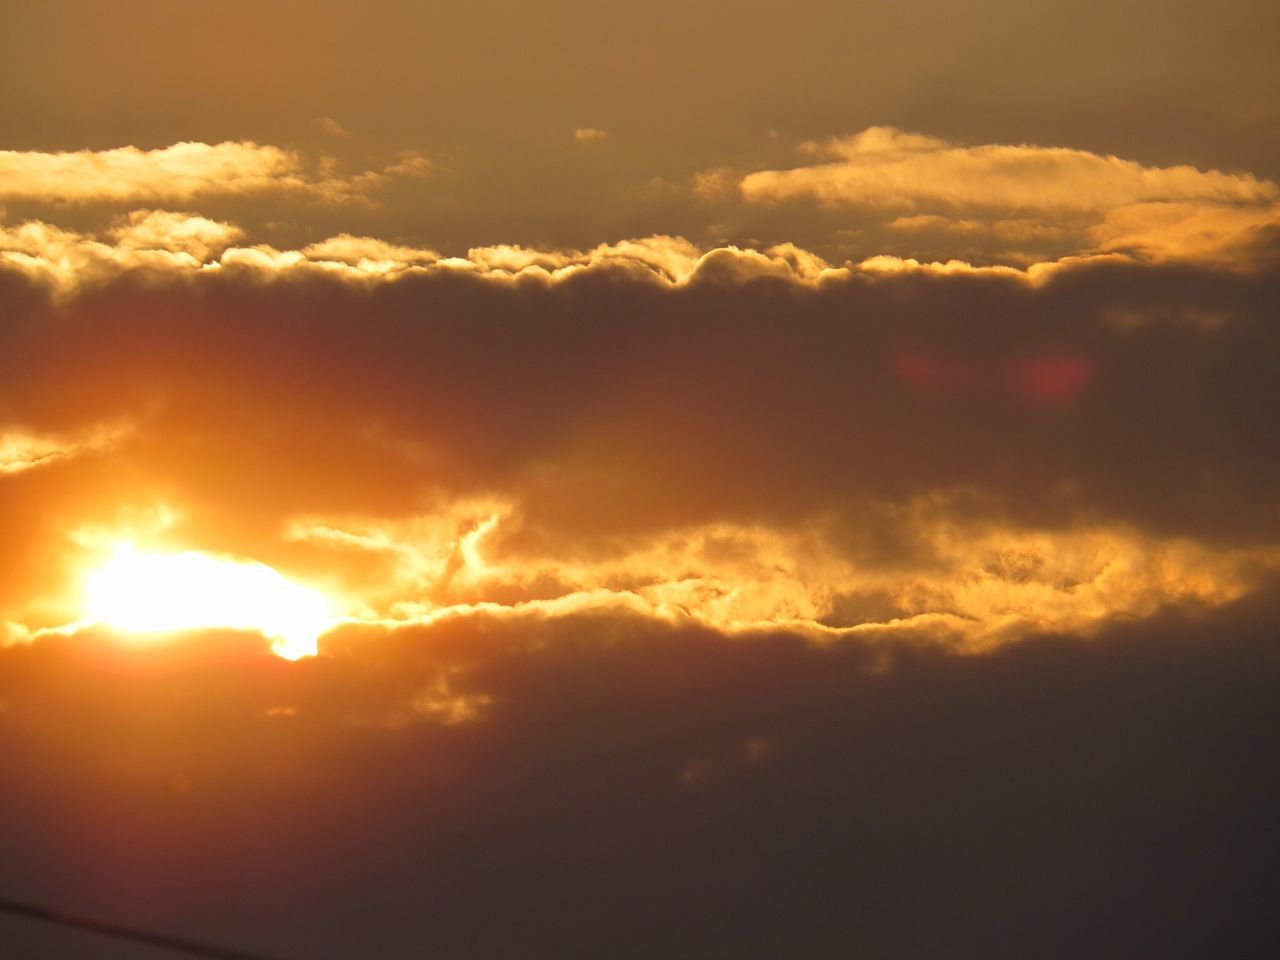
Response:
[84, 543, 337, 660]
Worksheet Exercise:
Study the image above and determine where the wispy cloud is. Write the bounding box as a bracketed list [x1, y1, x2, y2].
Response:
[1, 422, 131, 476]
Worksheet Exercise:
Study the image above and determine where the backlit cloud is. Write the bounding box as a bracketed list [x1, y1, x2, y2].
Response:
[741, 126, 1277, 212]
[284, 502, 1271, 651]
[0, 140, 432, 206]
[2, 243, 1277, 655]
[107, 209, 244, 259]
[0, 422, 130, 476]
[1088, 200, 1280, 264]
[734, 127, 1280, 263]
[0, 222, 854, 293]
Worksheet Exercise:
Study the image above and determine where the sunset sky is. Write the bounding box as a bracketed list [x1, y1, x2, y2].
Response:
[2, 3, 1279, 957]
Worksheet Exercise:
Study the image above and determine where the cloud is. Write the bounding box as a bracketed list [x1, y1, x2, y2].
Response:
[1088, 200, 1280, 264]
[314, 116, 351, 138]
[380, 149, 434, 178]
[300, 233, 441, 268]
[1, 620, 32, 646]
[0, 422, 130, 476]
[742, 126, 1277, 212]
[0, 590, 1277, 956]
[733, 127, 1280, 263]
[0, 215, 245, 290]
[0, 143, 1276, 960]
[889, 213, 1072, 244]
[107, 209, 244, 259]
[0, 140, 432, 206]
[2, 244, 1278, 652]
[283, 501, 1269, 651]
[691, 166, 737, 202]
[0, 223, 855, 293]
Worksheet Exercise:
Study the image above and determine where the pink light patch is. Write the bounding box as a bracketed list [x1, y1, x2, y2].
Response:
[1008, 355, 1095, 405]
[892, 349, 1095, 405]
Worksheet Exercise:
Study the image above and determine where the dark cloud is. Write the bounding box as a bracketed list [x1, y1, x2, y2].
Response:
[1, 589, 1278, 958]
[2, 248, 1277, 551]
[0, 244, 1273, 657]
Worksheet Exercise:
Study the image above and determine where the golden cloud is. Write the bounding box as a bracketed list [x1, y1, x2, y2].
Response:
[735, 127, 1279, 263]
[0, 422, 131, 476]
[0, 141, 432, 206]
[889, 214, 1072, 244]
[2, 235, 1276, 663]
[1088, 200, 1280, 264]
[1, 620, 32, 646]
[107, 209, 244, 260]
[0, 217, 233, 290]
[282, 499, 1275, 653]
[741, 126, 1277, 212]
[1, 223, 867, 292]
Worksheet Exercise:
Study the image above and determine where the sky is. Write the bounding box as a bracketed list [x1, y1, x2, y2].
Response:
[1, 2, 1278, 957]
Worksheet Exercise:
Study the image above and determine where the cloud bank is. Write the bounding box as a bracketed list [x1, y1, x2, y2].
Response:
[2, 239, 1277, 648]
[1, 593, 1276, 957]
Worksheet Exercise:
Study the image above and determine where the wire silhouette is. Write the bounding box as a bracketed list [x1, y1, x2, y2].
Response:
[0, 896, 285, 960]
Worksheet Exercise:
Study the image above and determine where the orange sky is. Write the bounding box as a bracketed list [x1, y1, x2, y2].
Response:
[2, 4, 1278, 958]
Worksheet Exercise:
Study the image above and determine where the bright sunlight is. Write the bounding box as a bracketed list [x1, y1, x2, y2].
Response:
[84, 543, 336, 659]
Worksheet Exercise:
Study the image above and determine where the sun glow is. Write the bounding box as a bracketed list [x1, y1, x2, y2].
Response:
[84, 544, 336, 660]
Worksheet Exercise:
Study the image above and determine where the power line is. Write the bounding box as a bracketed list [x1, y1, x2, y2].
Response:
[0, 896, 285, 960]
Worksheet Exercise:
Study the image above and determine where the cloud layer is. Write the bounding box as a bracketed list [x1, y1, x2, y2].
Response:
[2, 115, 1278, 958]
[1, 593, 1277, 958]
[2, 239, 1277, 648]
